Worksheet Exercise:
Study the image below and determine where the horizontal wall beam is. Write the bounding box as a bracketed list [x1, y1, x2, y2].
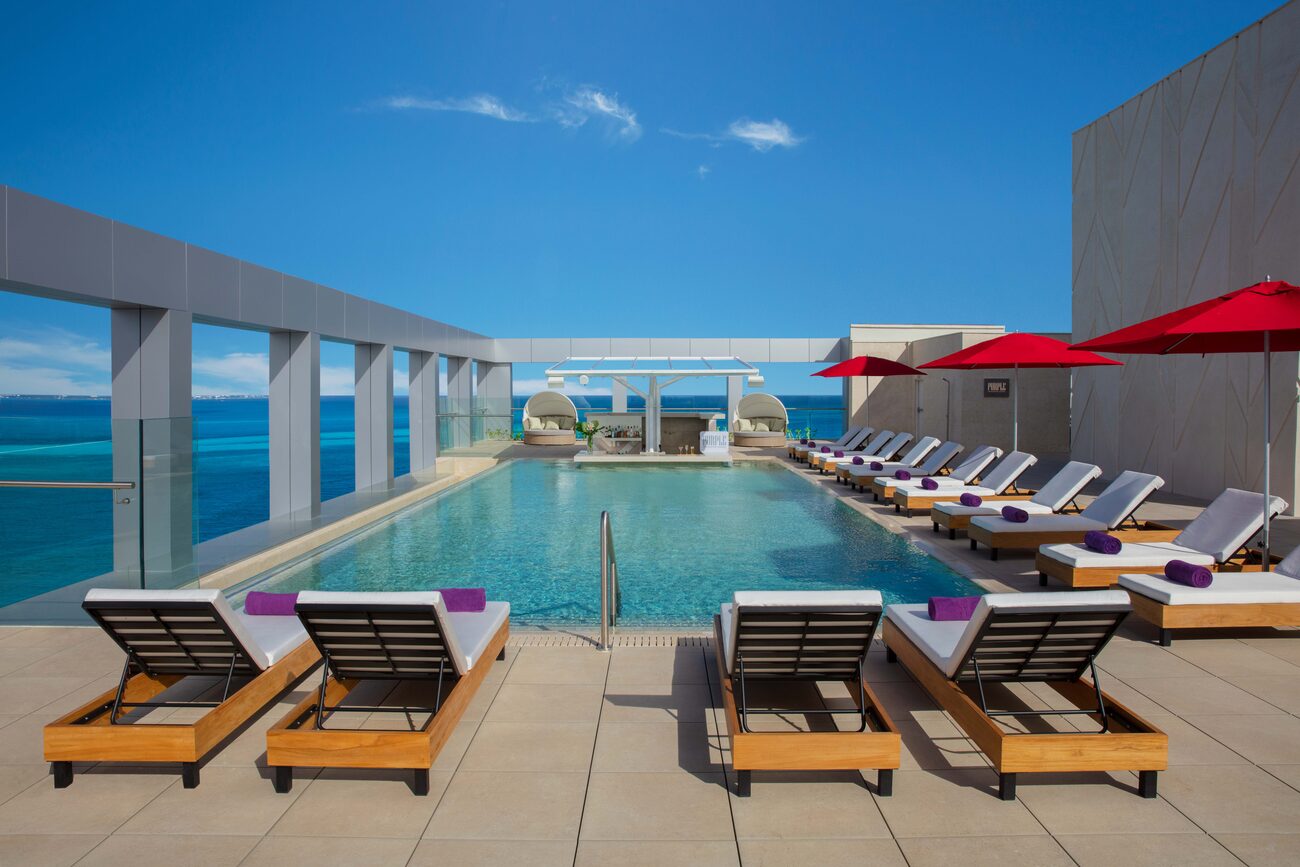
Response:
[493, 337, 849, 364]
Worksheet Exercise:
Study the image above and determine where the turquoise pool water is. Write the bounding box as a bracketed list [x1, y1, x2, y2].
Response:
[249, 461, 980, 627]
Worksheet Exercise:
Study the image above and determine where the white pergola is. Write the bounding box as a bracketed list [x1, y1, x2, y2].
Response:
[544, 356, 763, 453]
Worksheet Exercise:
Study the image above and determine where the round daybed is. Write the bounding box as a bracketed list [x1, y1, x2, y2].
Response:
[731, 393, 789, 447]
[522, 390, 578, 445]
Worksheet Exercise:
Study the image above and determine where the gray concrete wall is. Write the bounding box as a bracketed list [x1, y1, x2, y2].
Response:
[1071, 0, 1300, 505]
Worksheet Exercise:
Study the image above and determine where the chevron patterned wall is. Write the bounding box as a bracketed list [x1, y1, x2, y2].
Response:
[1071, 1, 1300, 509]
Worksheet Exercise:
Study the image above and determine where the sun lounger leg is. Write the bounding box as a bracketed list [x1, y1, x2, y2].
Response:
[970, 539, 977, 551]
[735, 770, 751, 797]
[411, 769, 430, 796]
[1039, 573, 1048, 587]
[876, 769, 893, 797]
[949, 529, 957, 540]
[1159, 629, 1173, 647]
[273, 766, 292, 794]
[989, 548, 999, 561]
[886, 647, 896, 663]
[51, 761, 72, 789]
[497, 647, 506, 661]
[182, 763, 199, 789]
[998, 772, 1017, 801]
[1139, 770, 1157, 798]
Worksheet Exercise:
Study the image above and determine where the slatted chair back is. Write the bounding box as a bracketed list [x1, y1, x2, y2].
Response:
[296, 596, 466, 681]
[733, 606, 881, 680]
[84, 596, 264, 678]
[916, 441, 963, 475]
[874, 432, 914, 461]
[950, 606, 1127, 683]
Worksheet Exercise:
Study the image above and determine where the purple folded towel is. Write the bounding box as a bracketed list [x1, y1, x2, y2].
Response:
[438, 588, 487, 612]
[799, 438, 808, 445]
[921, 477, 939, 490]
[244, 591, 299, 616]
[960, 492, 982, 507]
[834, 450, 844, 458]
[852, 456, 864, 465]
[928, 596, 981, 621]
[807, 441, 816, 449]
[1001, 505, 1029, 523]
[870, 461, 883, 471]
[821, 446, 830, 453]
[1164, 560, 1212, 589]
[1083, 530, 1122, 555]
[894, 470, 911, 480]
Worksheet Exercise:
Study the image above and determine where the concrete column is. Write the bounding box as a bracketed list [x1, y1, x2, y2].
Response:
[612, 378, 628, 413]
[727, 376, 742, 424]
[409, 350, 440, 471]
[476, 361, 513, 439]
[354, 343, 394, 490]
[111, 307, 193, 585]
[445, 356, 473, 449]
[269, 331, 320, 518]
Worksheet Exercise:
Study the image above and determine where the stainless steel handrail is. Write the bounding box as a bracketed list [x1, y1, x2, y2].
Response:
[0, 480, 135, 490]
[598, 510, 620, 651]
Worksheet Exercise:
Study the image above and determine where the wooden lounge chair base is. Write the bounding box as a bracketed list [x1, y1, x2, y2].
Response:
[894, 491, 1032, 519]
[266, 620, 508, 794]
[44, 640, 320, 788]
[713, 616, 900, 798]
[1038, 551, 1271, 589]
[968, 522, 1179, 561]
[882, 620, 1166, 800]
[1126, 592, 1300, 647]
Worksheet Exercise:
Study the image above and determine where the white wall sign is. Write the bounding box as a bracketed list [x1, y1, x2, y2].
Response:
[700, 431, 729, 455]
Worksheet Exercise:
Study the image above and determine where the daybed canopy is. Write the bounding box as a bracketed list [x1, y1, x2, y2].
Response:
[732, 392, 788, 447]
[522, 390, 578, 445]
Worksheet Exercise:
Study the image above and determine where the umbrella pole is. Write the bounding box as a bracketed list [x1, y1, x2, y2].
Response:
[1264, 332, 1272, 566]
[1012, 364, 1019, 452]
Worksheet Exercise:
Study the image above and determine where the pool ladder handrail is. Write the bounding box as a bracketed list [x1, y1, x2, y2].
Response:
[599, 511, 621, 650]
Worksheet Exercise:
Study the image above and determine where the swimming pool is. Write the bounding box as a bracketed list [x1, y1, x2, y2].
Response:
[246, 461, 980, 628]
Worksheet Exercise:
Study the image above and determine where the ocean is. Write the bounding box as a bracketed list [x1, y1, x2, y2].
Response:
[0, 394, 843, 606]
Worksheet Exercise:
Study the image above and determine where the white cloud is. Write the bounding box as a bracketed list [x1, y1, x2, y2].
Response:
[0, 364, 109, 396]
[0, 330, 112, 370]
[380, 93, 531, 122]
[662, 117, 804, 152]
[0, 329, 113, 395]
[193, 352, 268, 392]
[512, 377, 610, 397]
[554, 87, 641, 141]
[697, 164, 711, 180]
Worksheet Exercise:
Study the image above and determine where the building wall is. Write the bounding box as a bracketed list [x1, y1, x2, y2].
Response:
[1071, 1, 1300, 506]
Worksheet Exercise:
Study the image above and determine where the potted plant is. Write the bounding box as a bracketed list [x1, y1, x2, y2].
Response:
[576, 420, 604, 453]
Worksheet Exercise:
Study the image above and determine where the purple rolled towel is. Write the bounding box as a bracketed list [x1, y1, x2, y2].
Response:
[1164, 559, 1213, 588]
[832, 450, 843, 458]
[799, 438, 808, 445]
[894, 470, 911, 480]
[928, 596, 981, 621]
[1083, 530, 1122, 555]
[821, 446, 830, 453]
[244, 591, 299, 616]
[807, 441, 816, 449]
[870, 461, 883, 471]
[437, 587, 487, 612]
[921, 477, 939, 490]
[960, 492, 982, 507]
[1001, 505, 1029, 523]
[852, 456, 864, 465]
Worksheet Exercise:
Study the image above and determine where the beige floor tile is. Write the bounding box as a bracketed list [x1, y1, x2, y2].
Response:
[580, 772, 732, 841]
[0, 763, 48, 804]
[872, 769, 1046, 838]
[1097, 638, 1211, 679]
[0, 675, 103, 715]
[459, 721, 597, 773]
[0, 714, 23, 730]
[0, 713, 55, 766]
[504, 647, 610, 684]
[431, 719, 478, 771]
[485, 682, 605, 723]
[1055, 832, 1240, 866]
[7, 645, 125, 679]
[576, 839, 739, 866]
[0, 834, 103, 867]
[240, 835, 418, 866]
[592, 722, 721, 773]
[738, 838, 906, 866]
[77, 833, 260, 866]
[898, 834, 1073, 866]
[1239, 636, 1300, 666]
[730, 772, 891, 839]
[599, 682, 715, 724]
[1261, 763, 1300, 790]
[897, 717, 989, 770]
[1120, 675, 1285, 716]
[863, 679, 942, 722]
[118, 766, 302, 836]
[0, 771, 174, 835]
[0, 647, 52, 676]
[1212, 832, 1300, 866]
[1141, 714, 1250, 766]
[269, 770, 451, 838]
[1014, 772, 1200, 834]
[1170, 640, 1300, 679]
[1183, 714, 1300, 765]
[423, 771, 587, 840]
[1160, 765, 1300, 833]
[410, 838, 576, 866]
[1230, 675, 1300, 715]
[605, 648, 709, 685]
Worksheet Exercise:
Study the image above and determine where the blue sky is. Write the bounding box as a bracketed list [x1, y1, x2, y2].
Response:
[0, 0, 1283, 397]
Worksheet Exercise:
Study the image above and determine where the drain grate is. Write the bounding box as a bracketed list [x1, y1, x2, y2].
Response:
[507, 631, 712, 648]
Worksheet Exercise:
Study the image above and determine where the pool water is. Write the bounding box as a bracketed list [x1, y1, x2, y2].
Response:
[249, 461, 980, 628]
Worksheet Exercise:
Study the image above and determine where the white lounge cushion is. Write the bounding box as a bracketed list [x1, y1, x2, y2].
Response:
[1078, 470, 1165, 527]
[970, 514, 1108, 535]
[720, 590, 883, 673]
[913, 442, 964, 476]
[1170, 488, 1287, 563]
[447, 602, 511, 669]
[975, 451, 1038, 495]
[883, 603, 971, 678]
[84, 588, 305, 672]
[846, 462, 912, 478]
[1119, 571, 1300, 605]
[897, 483, 999, 502]
[932, 499, 1051, 519]
[1030, 461, 1103, 510]
[1039, 541, 1214, 569]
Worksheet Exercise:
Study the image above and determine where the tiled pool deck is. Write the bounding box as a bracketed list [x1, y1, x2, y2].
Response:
[1, 450, 1298, 866]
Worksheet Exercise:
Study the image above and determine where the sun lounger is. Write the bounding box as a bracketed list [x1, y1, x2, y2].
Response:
[799, 427, 876, 464]
[1038, 489, 1287, 589]
[814, 431, 913, 473]
[883, 591, 1166, 800]
[967, 470, 1167, 560]
[266, 590, 509, 795]
[714, 591, 901, 797]
[1119, 543, 1300, 646]
[931, 460, 1102, 539]
[806, 429, 891, 467]
[790, 427, 868, 460]
[842, 440, 963, 491]
[870, 445, 1002, 502]
[831, 436, 939, 484]
[44, 589, 320, 789]
[891, 451, 1038, 517]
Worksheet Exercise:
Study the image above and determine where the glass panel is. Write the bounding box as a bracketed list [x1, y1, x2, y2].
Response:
[141, 416, 197, 589]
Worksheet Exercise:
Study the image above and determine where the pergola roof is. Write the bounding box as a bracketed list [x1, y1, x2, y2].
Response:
[545, 356, 759, 377]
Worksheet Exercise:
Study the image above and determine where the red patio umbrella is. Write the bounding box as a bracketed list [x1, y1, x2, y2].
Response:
[1074, 279, 1300, 562]
[813, 355, 925, 435]
[917, 333, 1122, 451]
